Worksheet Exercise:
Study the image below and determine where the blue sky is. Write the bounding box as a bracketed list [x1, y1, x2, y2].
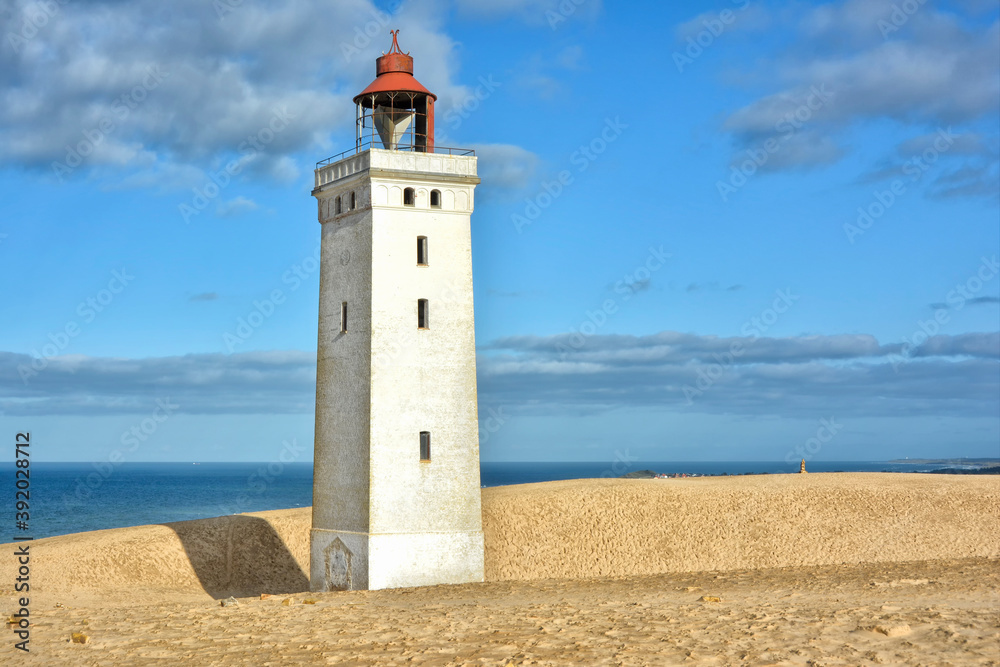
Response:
[1, 0, 997, 464]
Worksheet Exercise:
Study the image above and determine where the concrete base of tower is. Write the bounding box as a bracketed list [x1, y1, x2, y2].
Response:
[310, 528, 484, 591]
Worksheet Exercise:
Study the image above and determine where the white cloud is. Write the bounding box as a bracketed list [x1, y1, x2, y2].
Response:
[897, 131, 992, 157]
[675, 4, 771, 42]
[2, 331, 996, 417]
[478, 331, 1000, 417]
[1, 350, 316, 415]
[216, 196, 259, 218]
[472, 143, 540, 190]
[0, 0, 469, 187]
[556, 45, 584, 70]
[860, 130, 999, 199]
[717, 1, 999, 179]
[453, 0, 602, 26]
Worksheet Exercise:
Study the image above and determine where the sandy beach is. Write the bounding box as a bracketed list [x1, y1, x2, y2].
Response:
[2, 474, 998, 665]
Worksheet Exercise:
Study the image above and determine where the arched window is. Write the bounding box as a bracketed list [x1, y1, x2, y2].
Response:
[334, 196, 341, 214]
[430, 189, 441, 208]
[350, 192, 356, 210]
[403, 187, 415, 206]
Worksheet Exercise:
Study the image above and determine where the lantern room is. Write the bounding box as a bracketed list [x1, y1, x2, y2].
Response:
[353, 30, 436, 153]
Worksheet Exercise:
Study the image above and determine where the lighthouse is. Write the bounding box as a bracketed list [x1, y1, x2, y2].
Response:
[309, 31, 484, 591]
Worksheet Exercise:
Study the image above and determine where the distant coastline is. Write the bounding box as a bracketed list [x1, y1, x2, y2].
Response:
[886, 458, 999, 466]
[621, 459, 1000, 479]
[928, 466, 1000, 475]
[621, 466, 1000, 479]
[887, 458, 1000, 475]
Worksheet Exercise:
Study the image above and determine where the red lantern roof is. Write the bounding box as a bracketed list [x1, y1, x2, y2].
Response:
[354, 31, 437, 104]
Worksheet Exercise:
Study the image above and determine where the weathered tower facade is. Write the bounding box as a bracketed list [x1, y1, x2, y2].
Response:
[310, 32, 484, 591]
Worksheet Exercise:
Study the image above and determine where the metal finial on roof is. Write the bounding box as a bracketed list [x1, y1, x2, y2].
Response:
[387, 29, 408, 56]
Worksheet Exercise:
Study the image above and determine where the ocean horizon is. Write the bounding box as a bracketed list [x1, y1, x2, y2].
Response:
[2, 460, 992, 542]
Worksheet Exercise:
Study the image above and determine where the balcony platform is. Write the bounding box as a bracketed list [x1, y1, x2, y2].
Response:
[314, 146, 478, 191]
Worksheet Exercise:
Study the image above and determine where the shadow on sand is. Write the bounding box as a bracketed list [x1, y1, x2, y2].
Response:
[164, 515, 309, 599]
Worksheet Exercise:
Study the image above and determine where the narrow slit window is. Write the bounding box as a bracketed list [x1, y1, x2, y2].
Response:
[417, 236, 428, 265]
[417, 299, 429, 329]
[403, 187, 415, 206]
[335, 196, 342, 214]
[340, 302, 348, 333]
[419, 431, 431, 461]
[350, 192, 356, 210]
[430, 189, 441, 208]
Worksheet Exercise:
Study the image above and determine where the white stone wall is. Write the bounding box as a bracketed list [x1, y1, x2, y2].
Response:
[311, 148, 483, 591]
[312, 182, 373, 537]
[367, 531, 484, 589]
[311, 528, 484, 591]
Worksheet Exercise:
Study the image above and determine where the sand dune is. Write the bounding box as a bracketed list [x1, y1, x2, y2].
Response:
[2, 474, 997, 601]
[1, 474, 998, 665]
[484, 473, 1000, 580]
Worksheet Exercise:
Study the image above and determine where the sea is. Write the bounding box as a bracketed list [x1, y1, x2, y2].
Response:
[0, 460, 981, 541]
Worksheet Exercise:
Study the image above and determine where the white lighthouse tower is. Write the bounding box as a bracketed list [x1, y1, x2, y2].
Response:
[309, 31, 484, 591]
